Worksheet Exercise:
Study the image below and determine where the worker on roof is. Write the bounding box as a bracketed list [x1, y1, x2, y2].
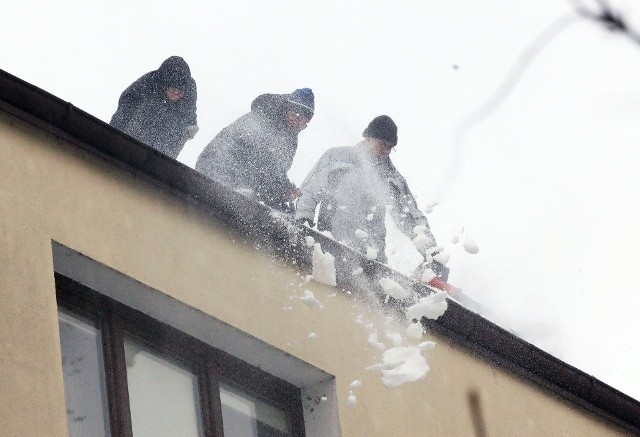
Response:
[196, 88, 314, 212]
[294, 115, 455, 292]
[110, 56, 199, 159]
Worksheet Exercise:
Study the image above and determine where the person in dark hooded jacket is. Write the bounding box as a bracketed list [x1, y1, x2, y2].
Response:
[110, 56, 198, 159]
[195, 88, 314, 211]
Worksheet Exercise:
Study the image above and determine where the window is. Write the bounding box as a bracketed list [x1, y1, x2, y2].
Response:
[56, 273, 305, 437]
[58, 309, 111, 437]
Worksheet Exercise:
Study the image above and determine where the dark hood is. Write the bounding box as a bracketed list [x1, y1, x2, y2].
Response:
[157, 56, 192, 89]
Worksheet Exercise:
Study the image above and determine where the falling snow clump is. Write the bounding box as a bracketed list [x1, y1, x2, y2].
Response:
[385, 332, 404, 347]
[463, 236, 479, 254]
[346, 392, 357, 408]
[299, 290, 323, 309]
[367, 332, 386, 351]
[312, 243, 337, 286]
[350, 380, 362, 389]
[355, 229, 368, 239]
[367, 346, 430, 388]
[404, 321, 424, 339]
[418, 341, 436, 351]
[412, 225, 434, 251]
[366, 246, 379, 260]
[379, 277, 411, 302]
[432, 252, 450, 265]
[406, 291, 448, 320]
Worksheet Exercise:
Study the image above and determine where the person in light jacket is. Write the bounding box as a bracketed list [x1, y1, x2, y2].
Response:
[295, 115, 450, 285]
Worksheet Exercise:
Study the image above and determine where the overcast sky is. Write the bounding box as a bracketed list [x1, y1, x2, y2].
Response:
[5, 0, 640, 401]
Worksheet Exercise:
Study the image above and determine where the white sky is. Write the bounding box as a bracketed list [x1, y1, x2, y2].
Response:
[4, 0, 640, 401]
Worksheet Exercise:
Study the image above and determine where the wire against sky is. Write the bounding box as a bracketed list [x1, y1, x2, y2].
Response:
[434, 12, 579, 200]
[435, 0, 640, 200]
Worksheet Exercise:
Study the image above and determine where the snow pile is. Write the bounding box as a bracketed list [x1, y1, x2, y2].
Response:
[406, 292, 448, 320]
[305, 235, 315, 248]
[299, 290, 323, 309]
[366, 246, 378, 260]
[367, 346, 430, 388]
[378, 277, 411, 302]
[312, 243, 336, 286]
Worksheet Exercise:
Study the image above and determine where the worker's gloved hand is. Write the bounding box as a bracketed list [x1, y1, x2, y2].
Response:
[289, 188, 302, 202]
[430, 260, 449, 283]
[186, 124, 199, 139]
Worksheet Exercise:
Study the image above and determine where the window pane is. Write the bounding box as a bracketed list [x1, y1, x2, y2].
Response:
[124, 337, 203, 437]
[58, 309, 111, 437]
[220, 382, 291, 437]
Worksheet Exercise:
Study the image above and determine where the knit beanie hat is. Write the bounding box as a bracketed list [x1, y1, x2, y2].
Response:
[362, 115, 398, 146]
[287, 88, 315, 118]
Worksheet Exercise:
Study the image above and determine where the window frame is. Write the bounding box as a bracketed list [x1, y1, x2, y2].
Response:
[55, 273, 306, 437]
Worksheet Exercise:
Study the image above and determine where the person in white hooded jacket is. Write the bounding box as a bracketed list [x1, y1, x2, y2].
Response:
[295, 115, 451, 286]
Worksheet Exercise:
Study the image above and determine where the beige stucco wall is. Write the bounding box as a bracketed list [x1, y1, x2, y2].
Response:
[0, 111, 630, 436]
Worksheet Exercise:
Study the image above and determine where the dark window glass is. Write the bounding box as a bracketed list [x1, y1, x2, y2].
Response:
[124, 337, 204, 437]
[220, 382, 291, 437]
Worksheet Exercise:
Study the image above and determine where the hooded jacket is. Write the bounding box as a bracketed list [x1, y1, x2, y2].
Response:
[110, 56, 198, 159]
[195, 93, 300, 210]
[295, 143, 436, 264]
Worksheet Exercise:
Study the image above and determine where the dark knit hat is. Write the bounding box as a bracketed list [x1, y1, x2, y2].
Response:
[287, 88, 315, 118]
[363, 115, 398, 146]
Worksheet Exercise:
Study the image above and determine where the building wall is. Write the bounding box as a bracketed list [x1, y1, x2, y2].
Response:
[0, 111, 629, 436]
